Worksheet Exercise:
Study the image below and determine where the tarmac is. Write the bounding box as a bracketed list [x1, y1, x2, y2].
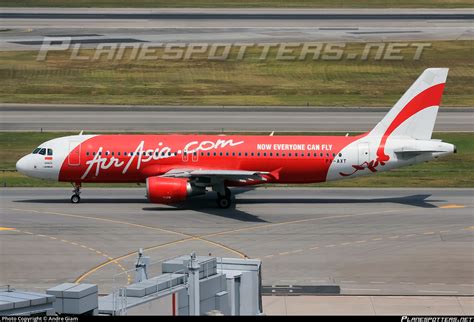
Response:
[0, 8, 472, 50]
[1, 187, 472, 297]
[1, 104, 472, 132]
[263, 295, 474, 315]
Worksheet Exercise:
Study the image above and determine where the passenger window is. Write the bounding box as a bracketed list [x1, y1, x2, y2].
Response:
[257, 153, 260, 157]
[339, 153, 342, 157]
[276, 153, 279, 157]
[32, 148, 41, 154]
[270, 153, 272, 157]
[320, 153, 323, 157]
[245, 152, 248, 156]
[232, 152, 235, 156]
[314, 153, 317, 157]
[47, 149, 53, 156]
[238, 152, 242, 156]
[226, 152, 229, 156]
[86, 152, 90, 156]
[118, 152, 121, 156]
[282, 153, 285, 157]
[288, 153, 292, 157]
[263, 153, 266, 157]
[295, 153, 298, 157]
[220, 152, 223, 156]
[39, 148, 46, 155]
[251, 152, 254, 156]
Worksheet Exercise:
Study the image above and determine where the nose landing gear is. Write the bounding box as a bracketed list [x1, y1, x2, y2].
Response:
[71, 183, 81, 204]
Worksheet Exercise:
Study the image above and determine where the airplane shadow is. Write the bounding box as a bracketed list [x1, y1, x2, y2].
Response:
[14, 198, 147, 204]
[144, 193, 440, 223]
[237, 194, 442, 208]
[143, 202, 268, 223]
[14, 190, 441, 223]
[142, 187, 268, 223]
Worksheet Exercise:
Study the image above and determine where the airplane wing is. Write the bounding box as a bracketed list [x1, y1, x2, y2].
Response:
[160, 168, 270, 182]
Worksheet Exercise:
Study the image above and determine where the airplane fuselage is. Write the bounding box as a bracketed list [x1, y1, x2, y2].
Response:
[17, 133, 454, 185]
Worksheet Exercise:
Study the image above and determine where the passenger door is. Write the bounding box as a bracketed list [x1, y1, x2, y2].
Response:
[68, 141, 81, 166]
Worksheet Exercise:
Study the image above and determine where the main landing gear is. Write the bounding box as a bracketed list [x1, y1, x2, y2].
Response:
[216, 187, 232, 209]
[71, 183, 81, 204]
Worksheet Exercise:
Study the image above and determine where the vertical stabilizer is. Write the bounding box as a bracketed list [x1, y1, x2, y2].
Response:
[369, 68, 448, 140]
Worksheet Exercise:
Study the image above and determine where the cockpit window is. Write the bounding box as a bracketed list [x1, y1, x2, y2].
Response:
[47, 149, 53, 156]
[32, 148, 41, 154]
[39, 148, 46, 155]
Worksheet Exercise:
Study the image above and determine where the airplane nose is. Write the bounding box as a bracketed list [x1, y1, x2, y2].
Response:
[16, 156, 30, 175]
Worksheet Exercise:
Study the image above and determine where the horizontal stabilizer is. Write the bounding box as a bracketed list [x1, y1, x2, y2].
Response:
[394, 148, 445, 154]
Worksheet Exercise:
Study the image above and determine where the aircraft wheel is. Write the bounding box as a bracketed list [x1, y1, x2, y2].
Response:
[71, 194, 81, 204]
[217, 195, 231, 209]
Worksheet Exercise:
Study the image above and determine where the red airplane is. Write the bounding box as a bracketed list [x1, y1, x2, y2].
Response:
[16, 68, 456, 208]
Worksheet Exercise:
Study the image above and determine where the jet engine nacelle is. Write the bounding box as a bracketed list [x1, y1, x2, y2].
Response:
[146, 176, 204, 204]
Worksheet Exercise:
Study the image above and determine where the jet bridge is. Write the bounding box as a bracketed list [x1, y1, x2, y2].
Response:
[1, 252, 262, 316]
[98, 252, 263, 316]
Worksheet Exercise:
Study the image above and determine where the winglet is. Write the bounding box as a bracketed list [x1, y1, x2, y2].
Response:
[269, 168, 281, 180]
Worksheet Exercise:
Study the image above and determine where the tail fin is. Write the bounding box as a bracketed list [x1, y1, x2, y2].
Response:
[369, 68, 448, 140]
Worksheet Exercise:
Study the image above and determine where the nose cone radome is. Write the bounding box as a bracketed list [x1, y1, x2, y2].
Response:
[16, 156, 29, 175]
[16, 155, 37, 177]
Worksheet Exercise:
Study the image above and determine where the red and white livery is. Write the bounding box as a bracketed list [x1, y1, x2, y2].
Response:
[16, 68, 456, 208]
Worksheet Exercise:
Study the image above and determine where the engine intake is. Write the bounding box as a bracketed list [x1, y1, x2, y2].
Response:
[146, 177, 204, 204]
